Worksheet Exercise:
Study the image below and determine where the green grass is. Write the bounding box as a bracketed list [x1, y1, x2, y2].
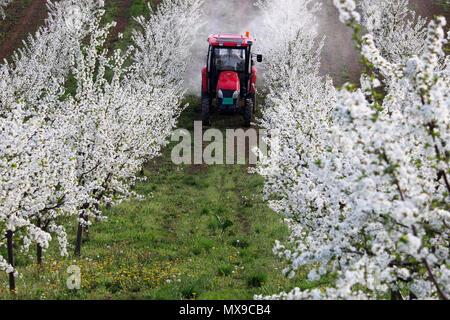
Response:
[0, 96, 327, 300]
[107, 0, 155, 53]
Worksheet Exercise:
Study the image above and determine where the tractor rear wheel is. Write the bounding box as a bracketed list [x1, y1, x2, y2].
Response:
[244, 97, 253, 127]
[201, 89, 211, 126]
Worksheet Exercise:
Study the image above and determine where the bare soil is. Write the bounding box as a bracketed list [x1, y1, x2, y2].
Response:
[0, 0, 48, 61]
[410, 0, 450, 24]
[104, 0, 134, 49]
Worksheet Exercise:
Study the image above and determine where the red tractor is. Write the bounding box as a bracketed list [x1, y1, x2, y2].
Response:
[201, 32, 262, 127]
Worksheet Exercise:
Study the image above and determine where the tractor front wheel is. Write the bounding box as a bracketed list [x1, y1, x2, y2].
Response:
[244, 97, 253, 127]
[202, 89, 211, 126]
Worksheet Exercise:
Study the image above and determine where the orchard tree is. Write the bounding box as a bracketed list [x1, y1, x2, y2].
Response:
[0, 103, 77, 291]
[359, 0, 428, 64]
[255, 0, 449, 300]
[129, 0, 204, 163]
[1, 0, 105, 109]
[0, 0, 105, 292]
[71, 0, 204, 256]
[254, 0, 336, 226]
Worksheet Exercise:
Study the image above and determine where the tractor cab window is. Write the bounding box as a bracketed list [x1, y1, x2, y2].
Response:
[214, 48, 246, 72]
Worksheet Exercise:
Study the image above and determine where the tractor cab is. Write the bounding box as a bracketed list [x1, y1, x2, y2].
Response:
[201, 32, 262, 127]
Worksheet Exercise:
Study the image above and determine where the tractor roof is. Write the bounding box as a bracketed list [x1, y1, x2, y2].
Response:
[207, 34, 254, 47]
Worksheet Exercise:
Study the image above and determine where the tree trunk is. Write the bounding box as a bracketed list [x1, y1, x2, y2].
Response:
[74, 214, 84, 256]
[84, 225, 89, 239]
[390, 288, 404, 300]
[6, 230, 16, 292]
[37, 244, 43, 268]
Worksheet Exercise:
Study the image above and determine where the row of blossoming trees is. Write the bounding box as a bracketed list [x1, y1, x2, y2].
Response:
[255, 0, 449, 299]
[0, 0, 203, 292]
